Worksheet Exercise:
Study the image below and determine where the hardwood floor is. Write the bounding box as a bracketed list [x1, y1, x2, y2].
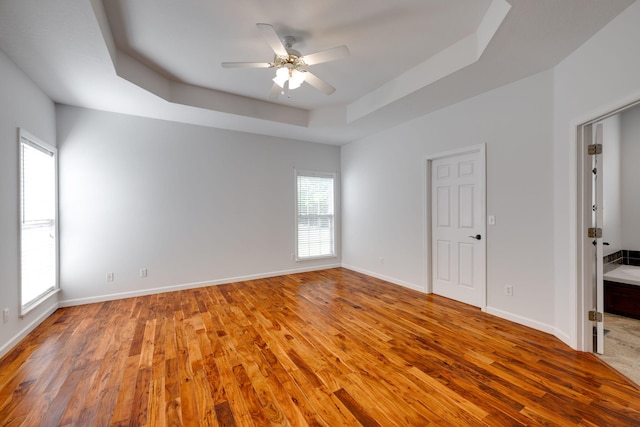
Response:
[1, 268, 639, 426]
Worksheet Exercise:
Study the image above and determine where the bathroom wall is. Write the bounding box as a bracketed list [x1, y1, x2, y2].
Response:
[602, 115, 622, 255]
[621, 105, 640, 251]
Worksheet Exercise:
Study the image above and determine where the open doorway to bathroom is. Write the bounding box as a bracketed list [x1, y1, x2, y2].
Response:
[578, 102, 640, 385]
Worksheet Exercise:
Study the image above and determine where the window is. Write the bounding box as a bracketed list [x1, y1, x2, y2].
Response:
[295, 171, 336, 260]
[19, 129, 58, 314]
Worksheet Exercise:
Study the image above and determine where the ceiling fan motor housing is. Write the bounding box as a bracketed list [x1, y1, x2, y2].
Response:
[274, 53, 305, 70]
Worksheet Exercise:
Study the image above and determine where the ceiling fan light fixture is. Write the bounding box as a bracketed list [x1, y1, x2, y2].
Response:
[222, 23, 349, 98]
[273, 67, 289, 88]
[288, 69, 306, 90]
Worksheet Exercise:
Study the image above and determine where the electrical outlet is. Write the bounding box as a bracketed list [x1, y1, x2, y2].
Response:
[106, 272, 114, 282]
[3, 308, 9, 323]
[505, 285, 513, 296]
[139, 268, 147, 278]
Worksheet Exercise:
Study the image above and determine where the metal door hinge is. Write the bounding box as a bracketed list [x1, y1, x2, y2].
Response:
[588, 227, 602, 238]
[588, 144, 602, 155]
[589, 310, 603, 322]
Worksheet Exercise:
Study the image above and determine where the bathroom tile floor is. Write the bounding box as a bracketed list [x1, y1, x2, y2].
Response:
[598, 313, 640, 386]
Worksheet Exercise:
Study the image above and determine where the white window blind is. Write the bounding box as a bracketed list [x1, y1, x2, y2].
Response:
[296, 172, 335, 260]
[20, 131, 58, 312]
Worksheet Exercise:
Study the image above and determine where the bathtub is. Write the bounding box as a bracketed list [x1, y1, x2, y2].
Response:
[604, 265, 640, 320]
[604, 264, 640, 286]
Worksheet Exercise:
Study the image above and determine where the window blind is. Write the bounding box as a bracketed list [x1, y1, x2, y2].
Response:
[296, 173, 335, 259]
[20, 133, 57, 310]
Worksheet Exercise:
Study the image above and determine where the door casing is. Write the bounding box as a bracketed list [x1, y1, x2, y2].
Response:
[425, 143, 487, 311]
[576, 99, 640, 352]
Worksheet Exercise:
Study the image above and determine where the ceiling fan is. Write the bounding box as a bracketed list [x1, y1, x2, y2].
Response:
[222, 23, 350, 98]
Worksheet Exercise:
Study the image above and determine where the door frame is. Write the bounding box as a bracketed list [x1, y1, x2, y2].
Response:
[576, 122, 595, 353]
[424, 143, 487, 311]
[576, 122, 603, 354]
[576, 99, 640, 352]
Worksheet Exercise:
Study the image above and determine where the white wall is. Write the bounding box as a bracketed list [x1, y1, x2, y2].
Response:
[553, 0, 640, 349]
[57, 106, 341, 305]
[343, 1, 640, 348]
[342, 70, 556, 333]
[0, 50, 58, 357]
[602, 115, 622, 254]
[3, 0, 639, 360]
[621, 105, 640, 251]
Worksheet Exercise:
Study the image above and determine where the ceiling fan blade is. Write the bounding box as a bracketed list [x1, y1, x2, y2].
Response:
[303, 71, 336, 95]
[269, 82, 283, 99]
[256, 23, 288, 57]
[302, 45, 350, 66]
[221, 62, 272, 68]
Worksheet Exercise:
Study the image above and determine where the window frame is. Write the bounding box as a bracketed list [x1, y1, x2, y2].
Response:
[294, 169, 337, 262]
[19, 129, 59, 316]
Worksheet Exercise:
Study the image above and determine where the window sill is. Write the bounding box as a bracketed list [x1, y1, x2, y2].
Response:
[21, 288, 60, 317]
[296, 255, 337, 262]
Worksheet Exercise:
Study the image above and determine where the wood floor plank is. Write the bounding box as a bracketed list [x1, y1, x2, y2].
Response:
[214, 353, 253, 427]
[285, 368, 359, 427]
[254, 346, 325, 427]
[109, 354, 141, 425]
[39, 368, 87, 427]
[193, 367, 219, 426]
[214, 400, 237, 427]
[333, 387, 382, 427]
[77, 319, 136, 425]
[175, 316, 201, 426]
[1, 267, 640, 426]
[55, 360, 101, 426]
[147, 377, 166, 427]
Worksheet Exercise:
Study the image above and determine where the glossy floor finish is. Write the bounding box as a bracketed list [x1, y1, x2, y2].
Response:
[1, 268, 640, 426]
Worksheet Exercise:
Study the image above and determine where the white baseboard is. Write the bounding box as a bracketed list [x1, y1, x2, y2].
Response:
[341, 264, 426, 293]
[340, 268, 569, 344]
[553, 328, 573, 348]
[7, 265, 577, 362]
[59, 263, 342, 307]
[0, 300, 59, 360]
[485, 305, 557, 336]
[484, 307, 574, 349]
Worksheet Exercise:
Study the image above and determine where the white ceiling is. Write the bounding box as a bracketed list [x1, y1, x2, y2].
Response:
[0, 0, 634, 145]
[104, 0, 494, 110]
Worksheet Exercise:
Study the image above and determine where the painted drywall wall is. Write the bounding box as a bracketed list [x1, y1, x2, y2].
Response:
[56, 106, 341, 305]
[602, 115, 622, 255]
[0, 50, 58, 357]
[342, 70, 555, 333]
[342, 0, 640, 348]
[621, 106, 640, 251]
[553, 0, 640, 349]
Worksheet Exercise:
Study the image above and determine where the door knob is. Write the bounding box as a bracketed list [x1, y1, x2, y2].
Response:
[468, 234, 481, 240]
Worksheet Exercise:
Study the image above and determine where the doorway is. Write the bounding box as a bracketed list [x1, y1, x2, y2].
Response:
[577, 101, 640, 383]
[427, 144, 486, 309]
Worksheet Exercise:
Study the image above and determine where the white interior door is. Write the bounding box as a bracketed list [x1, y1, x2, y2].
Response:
[431, 149, 485, 308]
[593, 123, 605, 354]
